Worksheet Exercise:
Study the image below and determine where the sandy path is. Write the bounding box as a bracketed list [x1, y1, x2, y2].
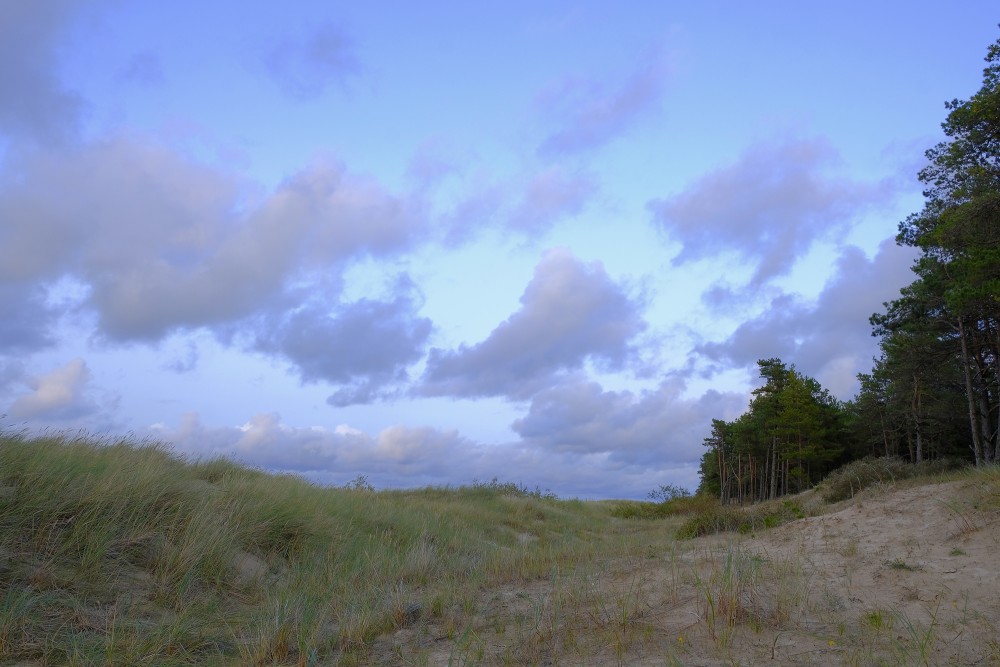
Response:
[388, 478, 1000, 666]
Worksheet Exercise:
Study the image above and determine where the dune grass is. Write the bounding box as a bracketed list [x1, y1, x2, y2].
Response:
[2, 433, 995, 666]
[0, 431, 681, 665]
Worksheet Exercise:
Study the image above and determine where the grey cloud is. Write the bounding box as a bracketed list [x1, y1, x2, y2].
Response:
[696, 239, 919, 398]
[254, 287, 433, 406]
[650, 139, 896, 284]
[421, 248, 647, 399]
[264, 22, 359, 100]
[537, 56, 668, 155]
[0, 0, 83, 146]
[512, 378, 746, 466]
[0, 138, 423, 342]
[0, 284, 59, 353]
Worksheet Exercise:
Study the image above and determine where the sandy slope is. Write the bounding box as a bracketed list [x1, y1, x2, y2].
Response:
[386, 477, 1000, 666]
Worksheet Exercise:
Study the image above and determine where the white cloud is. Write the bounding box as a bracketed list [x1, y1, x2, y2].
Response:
[0, 138, 425, 342]
[650, 138, 897, 284]
[8, 358, 93, 420]
[536, 52, 670, 155]
[513, 376, 746, 465]
[421, 248, 647, 399]
[152, 410, 704, 498]
[695, 239, 919, 399]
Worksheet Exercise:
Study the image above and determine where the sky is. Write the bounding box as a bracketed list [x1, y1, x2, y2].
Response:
[1, 1, 996, 499]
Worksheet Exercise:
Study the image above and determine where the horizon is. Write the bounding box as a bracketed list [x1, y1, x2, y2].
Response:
[0, 2, 996, 499]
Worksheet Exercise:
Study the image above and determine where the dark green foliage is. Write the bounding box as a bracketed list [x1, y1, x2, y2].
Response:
[675, 498, 806, 539]
[696, 33, 1000, 499]
[647, 483, 691, 503]
[470, 477, 558, 501]
[877, 33, 1000, 466]
[697, 359, 847, 503]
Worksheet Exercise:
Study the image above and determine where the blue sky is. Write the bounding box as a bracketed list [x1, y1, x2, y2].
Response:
[0, 1, 996, 498]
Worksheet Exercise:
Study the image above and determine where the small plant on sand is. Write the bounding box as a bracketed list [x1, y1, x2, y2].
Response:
[696, 546, 762, 640]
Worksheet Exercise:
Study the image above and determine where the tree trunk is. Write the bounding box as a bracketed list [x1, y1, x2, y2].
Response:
[770, 437, 778, 500]
[959, 317, 986, 466]
[912, 375, 923, 463]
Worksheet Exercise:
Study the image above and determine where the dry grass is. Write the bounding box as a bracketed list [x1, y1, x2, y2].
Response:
[2, 433, 997, 665]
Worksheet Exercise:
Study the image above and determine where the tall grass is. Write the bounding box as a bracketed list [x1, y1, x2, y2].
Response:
[2, 431, 994, 665]
[0, 431, 664, 665]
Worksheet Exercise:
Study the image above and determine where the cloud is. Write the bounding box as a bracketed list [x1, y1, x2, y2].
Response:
[512, 377, 746, 466]
[156, 411, 477, 482]
[537, 54, 669, 155]
[264, 22, 359, 100]
[0, 137, 424, 342]
[0, 283, 59, 353]
[253, 283, 433, 406]
[507, 167, 596, 233]
[152, 411, 702, 498]
[7, 358, 95, 421]
[0, 0, 84, 146]
[650, 138, 896, 284]
[696, 239, 919, 398]
[434, 166, 597, 245]
[421, 248, 647, 399]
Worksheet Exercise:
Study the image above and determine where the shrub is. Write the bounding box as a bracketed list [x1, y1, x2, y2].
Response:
[675, 498, 806, 539]
[817, 457, 968, 503]
[647, 483, 691, 503]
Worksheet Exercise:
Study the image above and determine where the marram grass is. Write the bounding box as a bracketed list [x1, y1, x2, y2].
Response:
[2, 433, 993, 666]
[0, 431, 673, 665]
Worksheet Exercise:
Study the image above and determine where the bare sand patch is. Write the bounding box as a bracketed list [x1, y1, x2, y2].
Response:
[377, 477, 1000, 666]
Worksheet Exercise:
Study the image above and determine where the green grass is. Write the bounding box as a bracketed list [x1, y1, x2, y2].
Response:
[0, 431, 677, 665]
[1, 432, 994, 665]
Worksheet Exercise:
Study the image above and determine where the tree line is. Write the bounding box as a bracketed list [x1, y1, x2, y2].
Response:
[698, 33, 1000, 500]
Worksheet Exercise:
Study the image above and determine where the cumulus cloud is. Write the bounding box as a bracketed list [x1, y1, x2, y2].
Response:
[696, 239, 919, 398]
[152, 411, 702, 498]
[513, 377, 746, 466]
[254, 283, 433, 406]
[264, 22, 359, 100]
[650, 139, 896, 284]
[0, 137, 424, 342]
[7, 358, 95, 421]
[0, 0, 84, 146]
[537, 54, 669, 155]
[421, 248, 647, 399]
[156, 411, 477, 483]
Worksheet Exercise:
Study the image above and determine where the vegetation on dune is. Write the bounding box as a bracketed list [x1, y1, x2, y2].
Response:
[695, 32, 1000, 500]
[0, 430, 674, 665]
[2, 431, 996, 665]
[2, 25, 1000, 667]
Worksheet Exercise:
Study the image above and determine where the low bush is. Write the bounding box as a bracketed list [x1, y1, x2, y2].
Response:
[610, 492, 717, 520]
[675, 498, 806, 539]
[817, 457, 968, 503]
